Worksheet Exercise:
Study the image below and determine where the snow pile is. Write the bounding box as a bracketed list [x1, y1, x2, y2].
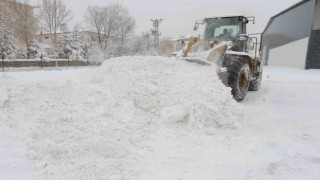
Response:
[0, 56, 247, 179]
[0, 74, 11, 107]
[2, 64, 320, 179]
[94, 56, 244, 129]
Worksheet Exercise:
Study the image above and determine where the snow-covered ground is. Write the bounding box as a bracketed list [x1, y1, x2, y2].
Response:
[0, 56, 319, 180]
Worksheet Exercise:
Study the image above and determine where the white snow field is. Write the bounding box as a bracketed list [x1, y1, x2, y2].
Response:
[0, 56, 320, 180]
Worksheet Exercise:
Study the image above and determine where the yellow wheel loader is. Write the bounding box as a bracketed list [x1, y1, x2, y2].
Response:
[175, 15, 263, 102]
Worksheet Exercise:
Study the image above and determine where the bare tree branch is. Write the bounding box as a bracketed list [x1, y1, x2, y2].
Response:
[37, 0, 72, 48]
[8, 0, 36, 48]
[102, 3, 123, 49]
[83, 3, 135, 50]
[115, 8, 135, 55]
[84, 6, 105, 48]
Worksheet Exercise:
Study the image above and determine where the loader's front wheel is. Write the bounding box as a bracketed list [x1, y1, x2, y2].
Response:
[226, 58, 250, 102]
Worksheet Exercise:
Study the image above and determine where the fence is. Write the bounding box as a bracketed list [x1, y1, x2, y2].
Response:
[0, 59, 100, 72]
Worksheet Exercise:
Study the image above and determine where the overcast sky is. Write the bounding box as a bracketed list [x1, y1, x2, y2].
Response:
[30, 0, 301, 37]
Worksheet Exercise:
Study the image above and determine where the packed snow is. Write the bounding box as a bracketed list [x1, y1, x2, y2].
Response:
[0, 56, 320, 180]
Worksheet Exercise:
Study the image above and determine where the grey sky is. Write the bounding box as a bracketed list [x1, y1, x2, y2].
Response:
[30, 0, 301, 37]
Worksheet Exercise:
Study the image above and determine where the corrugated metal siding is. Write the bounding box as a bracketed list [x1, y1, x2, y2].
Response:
[313, 0, 320, 30]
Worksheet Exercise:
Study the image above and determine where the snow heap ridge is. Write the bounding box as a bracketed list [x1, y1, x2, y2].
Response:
[0, 56, 247, 179]
[94, 56, 244, 129]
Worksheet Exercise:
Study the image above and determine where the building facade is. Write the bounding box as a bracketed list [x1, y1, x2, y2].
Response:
[36, 31, 99, 45]
[36, 31, 118, 47]
[0, 0, 36, 49]
[262, 0, 320, 69]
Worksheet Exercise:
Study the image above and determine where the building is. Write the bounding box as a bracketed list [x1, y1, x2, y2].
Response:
[36, 30, 118, 47]
[0, 0, 36, 49]
[35, 30, 119, 58]
[37, 30, 96, 45]
[0, 0, 12, 21]
[160, 38, 185, 55]
[262, 0, 320, 69]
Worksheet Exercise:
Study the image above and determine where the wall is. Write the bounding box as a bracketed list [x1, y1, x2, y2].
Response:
[0, 0, 36, 50]
[268, 37, 309, 69]
[0, 59, 92, 68]
[306, 0, 320, 69]
[262, 0, 316, 68]
[38, 34, 54, 44]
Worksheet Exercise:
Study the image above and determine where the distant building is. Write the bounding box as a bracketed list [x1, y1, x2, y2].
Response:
[0, 0, 36, 21]
[0, 0, 37, 50]
[262, 0, 320, 69]
[160, 38, 185, 55]
[35, 30, 117, 45]
[0, 0, 13, 21]
[35, 30, 119, 57]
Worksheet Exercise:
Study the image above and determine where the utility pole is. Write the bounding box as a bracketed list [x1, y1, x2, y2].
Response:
[150, 18, 163, 48]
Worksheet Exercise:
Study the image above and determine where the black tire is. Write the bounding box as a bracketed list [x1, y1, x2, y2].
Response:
[226, 57, 250, 102]
[249, 64, 263, 91]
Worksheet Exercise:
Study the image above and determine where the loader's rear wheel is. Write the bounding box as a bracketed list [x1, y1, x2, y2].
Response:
[226, 58, 250, 102]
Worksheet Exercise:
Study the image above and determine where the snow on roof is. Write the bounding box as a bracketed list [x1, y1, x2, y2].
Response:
[204, 14, 245, 19]
[35, 30, 67, 35]
[35, 30, 100, 35]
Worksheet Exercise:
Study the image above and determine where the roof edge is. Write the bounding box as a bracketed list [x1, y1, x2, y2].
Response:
[204, 14, 245, 19]
[262, 0, 312, 35]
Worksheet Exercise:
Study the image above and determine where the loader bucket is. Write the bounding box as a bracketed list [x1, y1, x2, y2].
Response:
[206, 43, 228, 62]
[178, 37, 230, 87]
[182, 58, 229, 87]
[217, 68, 228, 87]
[183, 39, 229, 64]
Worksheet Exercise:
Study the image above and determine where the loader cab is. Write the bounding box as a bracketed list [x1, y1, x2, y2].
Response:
[199, 16, 249, 42]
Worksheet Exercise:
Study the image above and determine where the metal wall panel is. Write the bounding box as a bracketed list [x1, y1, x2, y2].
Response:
[306, 30, 320, 69]
[306, 0, 320, 69]
[262, 0, 316, 66]
[268, 37, 310, 69]
[313, 0, 320, 30]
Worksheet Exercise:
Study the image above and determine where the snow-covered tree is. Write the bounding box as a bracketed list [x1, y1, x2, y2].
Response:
[0, 35, 17, 60]
[0, 6, 17, 60]
[58, 32, 90, 61]
[103, 32, 155, 57]
[87, 45, 104, 64]
[129, 32, 156, 55]
[27, 39, 48, 60]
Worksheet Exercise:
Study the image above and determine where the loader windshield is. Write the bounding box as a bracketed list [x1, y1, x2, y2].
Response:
[204, 17, 245, 41]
